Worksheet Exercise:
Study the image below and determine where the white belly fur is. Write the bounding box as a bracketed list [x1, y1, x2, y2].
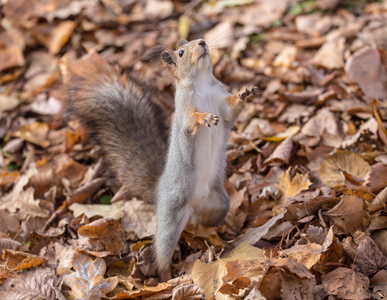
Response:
[191, 84, 226, 210]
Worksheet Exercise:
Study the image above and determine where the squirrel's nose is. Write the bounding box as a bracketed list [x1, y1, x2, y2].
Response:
[198, 39, 206, 47]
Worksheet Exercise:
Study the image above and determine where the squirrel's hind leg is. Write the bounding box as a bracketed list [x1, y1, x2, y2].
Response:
[154, 197, 191, 281]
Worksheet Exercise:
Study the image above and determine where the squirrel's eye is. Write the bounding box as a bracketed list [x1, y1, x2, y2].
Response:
[179, 50, 185, 57]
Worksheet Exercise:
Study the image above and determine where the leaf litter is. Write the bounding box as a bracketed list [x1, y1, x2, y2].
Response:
[1, 0, 387, 299]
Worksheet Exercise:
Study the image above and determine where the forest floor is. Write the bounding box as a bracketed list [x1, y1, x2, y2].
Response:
[1, 0, 387, 299]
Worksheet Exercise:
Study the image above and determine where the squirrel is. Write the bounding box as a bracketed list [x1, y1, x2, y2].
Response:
[61, 39, 258, 281]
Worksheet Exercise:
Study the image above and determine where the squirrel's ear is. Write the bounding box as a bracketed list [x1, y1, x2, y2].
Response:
[141, 46, 167, 64]
[177, 40, 188, 48]
[161, 51, 176, 66]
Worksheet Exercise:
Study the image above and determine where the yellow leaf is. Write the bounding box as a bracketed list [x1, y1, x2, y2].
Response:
[262, 125, 300, 142]
[275, 167, 312, 200]
[178, 15, 190, 40]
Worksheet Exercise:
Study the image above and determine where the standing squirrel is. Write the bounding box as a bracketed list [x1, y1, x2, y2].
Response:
[62, 39, 258, 281]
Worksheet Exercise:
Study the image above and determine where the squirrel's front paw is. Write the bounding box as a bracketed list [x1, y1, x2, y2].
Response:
[238, 86, 259, 101]
[203, 113, 219, 127]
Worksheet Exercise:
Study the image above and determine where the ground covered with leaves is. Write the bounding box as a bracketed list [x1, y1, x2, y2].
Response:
[1, 0, 387, 299]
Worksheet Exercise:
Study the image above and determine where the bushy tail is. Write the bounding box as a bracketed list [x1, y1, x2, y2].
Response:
[61, 53, 167, 202]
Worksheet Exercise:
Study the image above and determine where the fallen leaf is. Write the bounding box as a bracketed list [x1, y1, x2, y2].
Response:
[312, 36, 345, 69]
[262, 126, 300, 142]
[324, 195, 365, 233]
[264, 136, 293, 165]
[0, 45, 24, 72]
[0, 94, 20, 114]
[121, 198, 156, 239]
[275, 168, 312, 201]
[366, 163, 387, 193]
[370, 270, 387, 299]
[62, 251, 118, 300]
[301, 109, 342, 147]
[233, 210, 285, 246]
[0, 209, 20, 234]
[322, 267, 371, 299]
[69, 201, 125, 220]
[320, 150, 371, 188]
[0, 237, 21, 251]
[2, 249, 45, 271]
[172, 283, 204, 300]
[0, 267, 64, 300]
[345, 46, 387, 101]
[352, 235, 387, 276]
[45, 21, 77, 55]
[192, 243, 265, 299]
[0, 175, 50, 219]
[78, 218, 125, 255]
[10, 122, 50, 148]
[279, 243, 323, 269]
[368, 186, 387, 213]
[259, 258, 315, 299]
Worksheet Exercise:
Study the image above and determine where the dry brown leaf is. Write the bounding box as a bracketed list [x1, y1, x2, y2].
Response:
[0, 237, 21, 251]
[366, 162, 387, 193]
[172, 283, 204, 300]
[0, 94, 20, 114]
[62, 251, 118, 300]
[56, 158, 88, 189]
[372, 229, 387, 259]
[69, 201, 125, 220]
[68, 177, 106, 205]
[48, 21, 77, 55]
[78, 218, 125, 255]
[0, 171, 20, 186]
[192, 243, 265, 300]
[39, 241, 75, 275]
[368, 186, 387, 213]
[301, 109, 342, 147]
[323, 195, 365, 233]
[370, 270, 387, 299]
[0, 175, 49, 219]
[121, 198, 156, 239]
[0, 267, 64, 300]
[264, 136, 293, 165]
[275, 168, 312, 201]
[172, 284, 203, 300]
[111, 282, 171, 299]
[352, 235, 387, 276]
[2, 249, 45, 271]
[312, 36, 345, 69]
[183, 224, 223, 250]
[259, 258, 315, 299]
[313, 227, 342, 274]
[10, 122, 50, 148]
[322, 267, 371, 299]
[0, 45, 25, 72]
[279, 243, 323, 269]
[233, 210, 285, 246]
[345, 46, 387, 101]
[320, 150, 371, 188]
[0, 209, 21, 234]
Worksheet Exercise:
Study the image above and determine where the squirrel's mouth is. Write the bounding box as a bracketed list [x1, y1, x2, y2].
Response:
[199, 50, 209, 59]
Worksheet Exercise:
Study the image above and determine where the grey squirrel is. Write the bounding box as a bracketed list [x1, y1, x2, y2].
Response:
[62, 39, 258, 281]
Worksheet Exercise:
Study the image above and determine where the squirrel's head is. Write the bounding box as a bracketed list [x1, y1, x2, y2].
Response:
[141, 39, 212, 82]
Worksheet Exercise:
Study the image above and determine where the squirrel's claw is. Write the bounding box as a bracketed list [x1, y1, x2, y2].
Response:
[202, 114, 219, 127]
[238, 85, 259, 101]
